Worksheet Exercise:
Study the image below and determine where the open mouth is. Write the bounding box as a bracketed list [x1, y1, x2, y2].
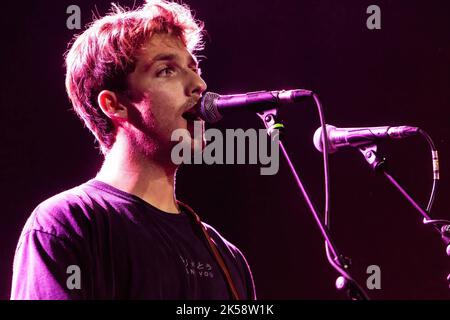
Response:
[182, 104, 202, 121]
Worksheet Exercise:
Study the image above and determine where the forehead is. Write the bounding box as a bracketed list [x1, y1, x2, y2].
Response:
[137, 33, 197, 65]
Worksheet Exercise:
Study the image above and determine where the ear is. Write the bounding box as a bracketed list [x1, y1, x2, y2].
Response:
[97, 90, 128, 121]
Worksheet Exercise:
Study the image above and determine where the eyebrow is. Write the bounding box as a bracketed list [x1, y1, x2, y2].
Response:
[143, 53, 198, 71]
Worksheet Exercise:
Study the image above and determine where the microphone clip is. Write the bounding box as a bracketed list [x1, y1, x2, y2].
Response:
[257, 108, 286, 142]
[358, 143, 387, 172]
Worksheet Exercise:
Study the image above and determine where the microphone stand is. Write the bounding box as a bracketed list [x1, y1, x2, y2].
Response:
[357, 143, 450, 285]
[256, 108, 370, 300]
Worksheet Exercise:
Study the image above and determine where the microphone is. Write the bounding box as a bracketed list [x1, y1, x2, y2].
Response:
[199, 89, 313, 123]
[313, 124, 419, 153]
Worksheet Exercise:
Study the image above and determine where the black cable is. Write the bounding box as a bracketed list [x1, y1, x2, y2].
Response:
[418, 129, 439, 214]
[312, 94, 342, 266]
[311, 94, 369, 299]
[257, 92, 368, 299]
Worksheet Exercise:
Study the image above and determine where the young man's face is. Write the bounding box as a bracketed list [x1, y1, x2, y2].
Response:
[123, 32, 207, 160]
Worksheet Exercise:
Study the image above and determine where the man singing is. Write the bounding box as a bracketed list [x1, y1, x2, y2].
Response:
[11, 0, 256, 300]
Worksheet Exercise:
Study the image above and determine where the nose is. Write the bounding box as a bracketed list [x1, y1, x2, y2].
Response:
[187, 69, 207, 98]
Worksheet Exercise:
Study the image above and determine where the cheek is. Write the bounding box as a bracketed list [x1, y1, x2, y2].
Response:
[136, 91, 169, 124]
[150, 88, 186, 124]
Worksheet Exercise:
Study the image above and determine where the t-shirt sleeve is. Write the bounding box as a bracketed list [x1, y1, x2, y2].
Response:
[11, 230, 85, 300]
[11, 190, 95, 300]
[11, 229, 86, 300]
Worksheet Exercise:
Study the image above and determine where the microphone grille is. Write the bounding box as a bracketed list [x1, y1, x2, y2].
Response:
[200, 92, 222, 123]
[313, 124, 338, 154]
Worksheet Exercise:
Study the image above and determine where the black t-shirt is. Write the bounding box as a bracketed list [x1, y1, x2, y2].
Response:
[11, 180, 256, 300]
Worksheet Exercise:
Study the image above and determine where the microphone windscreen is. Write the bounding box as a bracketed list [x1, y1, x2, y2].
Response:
[200, 92, 222, 123]
[313, 125, 338, 154]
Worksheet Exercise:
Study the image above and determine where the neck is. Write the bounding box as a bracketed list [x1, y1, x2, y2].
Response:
[96, 135, 180, 214]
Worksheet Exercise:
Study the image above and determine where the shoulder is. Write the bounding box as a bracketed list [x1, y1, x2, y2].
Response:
[201, 222, 253, 275]
[202, 223, 242, 257]
[22, 182, 99, 241]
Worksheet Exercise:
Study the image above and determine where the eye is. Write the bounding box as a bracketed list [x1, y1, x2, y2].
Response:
[156, 66, 176, 77]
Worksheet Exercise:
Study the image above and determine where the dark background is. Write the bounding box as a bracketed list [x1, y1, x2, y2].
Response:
[1, 0, 450, 300]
